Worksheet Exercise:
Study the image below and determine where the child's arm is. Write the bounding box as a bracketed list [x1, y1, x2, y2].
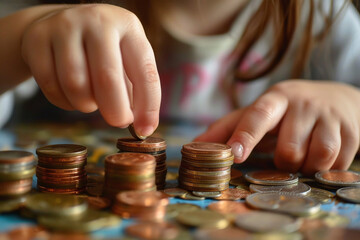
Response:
[0, 4, 161, 136]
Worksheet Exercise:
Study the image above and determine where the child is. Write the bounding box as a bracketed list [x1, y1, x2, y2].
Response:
[0, 0, 360, 175]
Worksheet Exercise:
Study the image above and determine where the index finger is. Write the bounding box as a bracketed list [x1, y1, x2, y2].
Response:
[227, 91, 288, 163]
[121, 18, 161, 137]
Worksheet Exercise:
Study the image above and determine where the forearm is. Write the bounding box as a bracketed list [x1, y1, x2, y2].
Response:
[0, 4, 70, 94]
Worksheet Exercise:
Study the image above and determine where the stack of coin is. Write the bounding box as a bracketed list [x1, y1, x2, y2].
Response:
[179, 142, 234, 192]
[0, 151, 35, 196]
[104, 152, 156, 198]
[36, 144, 87, 194]
[117, 137, 167, 190]
[112, 190, 169, 221]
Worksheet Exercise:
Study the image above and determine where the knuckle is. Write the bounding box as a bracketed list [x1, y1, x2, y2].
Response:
[314, 142, 339, 162]
[61, 72, 85, 95]
[251, 100, 275, 121]
[276, 142, 302, 164]
[97, 68, 120, 86]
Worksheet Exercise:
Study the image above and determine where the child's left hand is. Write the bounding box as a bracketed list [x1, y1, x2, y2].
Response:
[195, 80, 360, 175]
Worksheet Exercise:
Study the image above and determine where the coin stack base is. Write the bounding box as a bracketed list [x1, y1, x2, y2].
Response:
[104, 153, 156, 199]
[36, 144, 87, 194]
[179, 142, 234, 192]
[117, 137, 167, 190]
[0, 151, 35, 197]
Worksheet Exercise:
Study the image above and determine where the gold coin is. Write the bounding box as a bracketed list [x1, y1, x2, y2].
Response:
[180, 193, 205, 200]
[308, 187, 335, 203]
[38, 209, 121, 233]
[25, 193, 88, 217]
[0, 167, 35, 181]
[176, 209, 229, 229]
[0, 196, 27, 213]
[166, 203, 201, 218]
[163, 188, 188, 198]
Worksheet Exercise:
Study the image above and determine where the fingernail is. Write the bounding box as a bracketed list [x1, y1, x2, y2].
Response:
[137, 127, 154, 138]
[230, 142, 243, 162]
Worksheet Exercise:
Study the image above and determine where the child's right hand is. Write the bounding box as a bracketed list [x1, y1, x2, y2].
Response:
[21, 4, 161, 136]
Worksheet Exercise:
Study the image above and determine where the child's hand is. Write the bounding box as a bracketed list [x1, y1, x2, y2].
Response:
[21, 4, 160, 136]
[195, 80, 360, 175]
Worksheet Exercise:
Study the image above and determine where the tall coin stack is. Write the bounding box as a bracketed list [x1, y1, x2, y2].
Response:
[179, 142, 234, 192]
[116, 138, 167, 190]
[112, 190, 169, 221]
[104, 152, 156, 199]
[0, 151, 35, 196]
[36, 144, 87, 194]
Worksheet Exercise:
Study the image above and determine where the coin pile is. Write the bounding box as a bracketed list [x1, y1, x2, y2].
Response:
[179, 142, 234, 193]
[104, 152, 156, 198]
[0, 151, 35, 196]
[36, 144, 87, 194]
[117, 137, 167, 190]
[112, 190, 169, 221]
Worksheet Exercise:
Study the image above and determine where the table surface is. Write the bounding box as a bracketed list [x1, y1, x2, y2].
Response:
[0, 122, 360, 238]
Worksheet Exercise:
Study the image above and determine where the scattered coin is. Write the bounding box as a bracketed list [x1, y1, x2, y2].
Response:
[214, 188, 251, 200]
[25, 193, 88, 217]
[7, 225, 45, 240]
[308, 187, 335, 204]
[245, 170, 298, 186]
[336, 187, 360, 203]
[126, 221, 179, 240]
[166, 203, 201, 218]
[207, 201, 252, 215]
[0, 195, 27, 213]
[163, 188, 188, 198]
[192, 191, 222, 198]
[38, 209, 120, 233]
[194, 228, 251, 240]
[180, 192, 205, 200]
[246, 192, 321, 216]
[176, 209, 229, 229]
[249, 182, 311, 195]
[230, 168, 243, 179]
[315, 170, 360, 187]
[235, 211, 302, 233]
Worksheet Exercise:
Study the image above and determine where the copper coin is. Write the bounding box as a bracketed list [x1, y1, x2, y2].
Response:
[316, 170, 360, 187]
[214, 188, 250, 200]
[0, 151, 34, 164]
[245, 170, 298, 185]
[194, 227, 251, 240]
[126, 221, 179, 240]
[208, 201, 252, 215]
[105, 153, 155, 167]
[7, 225, 45, 240]
[163, 188, 188, 197]
[116, 191, 169, 207]
[180, 162, 231, 172]
[117, 137, 166, 152]
[231, 168, 243, 179]
[86, 196, 111, 209]
[128, 123, 147, 140]
[182, 142, 232, 155]
[36, 144, 87, 158]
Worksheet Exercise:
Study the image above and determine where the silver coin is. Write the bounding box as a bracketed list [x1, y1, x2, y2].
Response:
[235, 211, 302, 233]
[315, 170, 360, 187]
[336, 187, 360, 203]
[0, 161, 36, 173]
[192, 191, 222, 198]
[249, 182, 311, 195]
[308, 187, 335, 204]
[245, 170, 298, 186]
[246, 192, 320, 216]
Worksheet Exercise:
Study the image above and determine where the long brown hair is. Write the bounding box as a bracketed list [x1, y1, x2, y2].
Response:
[41, 0, 349, 82]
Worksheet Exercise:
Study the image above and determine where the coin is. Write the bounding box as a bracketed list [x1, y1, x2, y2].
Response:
[126, 222, 179, 240]
[235, 211, 301, 233]
[36, 144, 87, 158]
[0, 150, 34, 164]
[245, 170, 298, 186]
[207, 201, 252, 215]
[194, 228, 251, 240]
[0, 195, 27, 213]
[128, 123, 147, 140]
[7, 225, 45, 240]
[117, 137, 166, 153]
[308, 187, 335, 203]
[336, 187, 360, 203]
[192, 191, 222, 198]
[214, 188, 251, 200]
[25, 193, 88, 217]
[182, 142, 232, 156]
[86, 196, 111, 210]
[180, 192, 205, 200]
[231, 168, 243, 179]
[163, 188, 188, 198]
[315, 170, 360, 187]
[166, 203, 201, 218]
[249, 182, 311, 195]
[38, 209, 121, 233]
[246, 192, 321, 216]
[176, 209, 229, 229]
